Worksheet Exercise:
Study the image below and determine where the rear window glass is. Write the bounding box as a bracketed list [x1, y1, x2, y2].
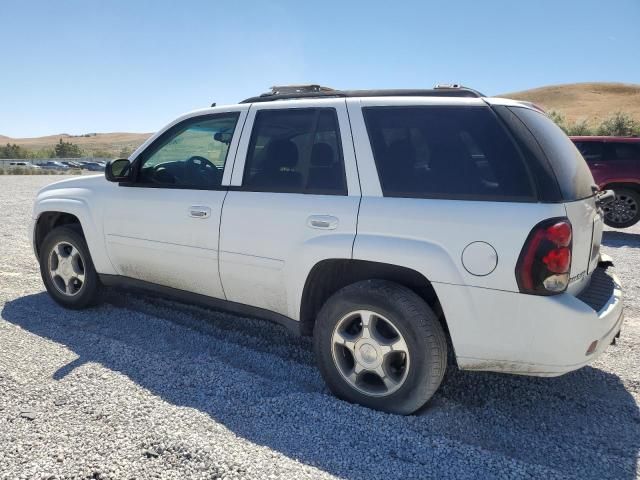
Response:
[509, 107, 595, 200]
[363, 106, 534, 200]
[573, 141, 604, 162]
[608, 142, 640, 161]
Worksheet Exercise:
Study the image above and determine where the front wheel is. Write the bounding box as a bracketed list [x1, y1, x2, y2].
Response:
[603, 188, 640, 228]
[39, 225, 102, 309]
[313, 280, 447, 415]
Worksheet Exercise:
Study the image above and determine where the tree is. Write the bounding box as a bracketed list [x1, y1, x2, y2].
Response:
[54, 138, 83, 158]
[92, 149, 113, 158]
[0, 143, 28, 159]
[566, 119, 593, 136]
[547, 110, 569, 134]
[596, 112, 640, 136]
[29, 148, 55, 159]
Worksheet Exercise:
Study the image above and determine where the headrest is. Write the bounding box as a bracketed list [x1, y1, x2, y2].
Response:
[265, 139, 298, 169]
[387, 140, 416, 167]
[310, 142, 334, 167]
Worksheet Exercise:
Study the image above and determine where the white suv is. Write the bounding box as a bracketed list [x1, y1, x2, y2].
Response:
[31, 85, 624, 414]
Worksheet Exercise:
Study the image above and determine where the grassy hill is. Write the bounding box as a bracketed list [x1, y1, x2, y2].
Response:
[0, 132, 152, 158]
[499, 82, 640, 125]
[2, 82, 640, 157]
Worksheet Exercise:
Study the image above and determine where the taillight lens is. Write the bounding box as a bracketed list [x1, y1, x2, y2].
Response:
[516, 218, 573, 295]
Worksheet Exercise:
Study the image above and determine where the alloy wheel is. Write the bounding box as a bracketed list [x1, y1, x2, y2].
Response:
[604, 193, 638, 226]
[48, 241, 86, 296]
[331, 310, 410, 397]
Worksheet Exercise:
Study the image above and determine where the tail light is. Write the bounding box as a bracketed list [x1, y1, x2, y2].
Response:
[516, 218, 572, 295]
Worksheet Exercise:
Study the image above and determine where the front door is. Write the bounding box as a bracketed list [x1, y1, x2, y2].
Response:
[219, 100, 361, 319]
[103, 108, 247, 298]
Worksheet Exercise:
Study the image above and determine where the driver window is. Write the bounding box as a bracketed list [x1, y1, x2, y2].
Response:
[138, 113, 240, 189]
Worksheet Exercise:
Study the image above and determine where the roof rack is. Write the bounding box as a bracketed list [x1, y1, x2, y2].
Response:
[240, 84, 485, 103]
[270, 85, 335, 95]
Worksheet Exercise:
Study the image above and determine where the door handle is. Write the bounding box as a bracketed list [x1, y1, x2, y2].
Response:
[189, 205, 211, 219]
[307, 215, 339, 230]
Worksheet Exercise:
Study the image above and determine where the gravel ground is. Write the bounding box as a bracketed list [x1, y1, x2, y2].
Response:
[1, 175, 639, 480]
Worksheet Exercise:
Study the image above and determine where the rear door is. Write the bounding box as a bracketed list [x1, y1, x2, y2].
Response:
[603, 141, 640, 183]
[219, 99, 360, 319]
[507, 107, 601, 294]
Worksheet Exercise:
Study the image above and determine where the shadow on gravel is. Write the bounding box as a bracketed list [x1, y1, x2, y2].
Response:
[3, 292, 640, 479]
[603, 230, 640, 248]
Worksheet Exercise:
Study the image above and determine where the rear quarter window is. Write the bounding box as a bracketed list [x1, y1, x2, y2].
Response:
[363, 106, 535, 201]
[509, 107, 595, 200]
[573, 141, 604, 162]
[608, 142, 640, 161]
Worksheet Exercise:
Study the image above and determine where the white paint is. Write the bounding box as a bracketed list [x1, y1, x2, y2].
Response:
[462, 241, 498, 276]
[31, 93, 623, 378]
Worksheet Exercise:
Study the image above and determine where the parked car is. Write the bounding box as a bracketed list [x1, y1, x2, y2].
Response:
[42, 161, 70, 170]
[8, 161, 40, 169]
[31, 85, 624, 414]
[60, 161, 83, 169]
[570, 136, 640, 228]
[78, 161, 105, 171]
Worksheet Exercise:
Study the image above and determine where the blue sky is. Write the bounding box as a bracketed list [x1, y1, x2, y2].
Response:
[1, 0, 638, 137]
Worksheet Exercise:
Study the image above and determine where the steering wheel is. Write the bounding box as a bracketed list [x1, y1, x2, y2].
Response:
[186, 155, 221, 186]
[186, 155, 217, 171]
[150, 164, 177, 184]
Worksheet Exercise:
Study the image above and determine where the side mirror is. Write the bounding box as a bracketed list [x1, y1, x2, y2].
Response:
[105, 158, 131, 182]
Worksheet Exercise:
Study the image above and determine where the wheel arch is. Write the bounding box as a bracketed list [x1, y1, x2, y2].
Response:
[601, 181, 640, 193]
[35, 211, 84, 259]
[298, 259, 453, 353]
[32, 198, 115, 274]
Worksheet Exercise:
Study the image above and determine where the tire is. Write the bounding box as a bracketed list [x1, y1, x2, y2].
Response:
[313, 280, 447, 415]
[39, 225, 102, 309]
[603, 188, 640, 228]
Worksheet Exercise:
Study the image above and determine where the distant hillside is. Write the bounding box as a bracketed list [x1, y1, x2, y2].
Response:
[0, 132, 152, 158]
[3, 82, 640, 156]
[499, 82, 640, 125]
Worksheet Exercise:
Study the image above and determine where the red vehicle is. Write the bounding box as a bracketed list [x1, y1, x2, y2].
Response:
[571, 136, 640, 228]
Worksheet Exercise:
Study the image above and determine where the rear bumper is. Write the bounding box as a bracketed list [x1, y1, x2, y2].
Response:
[436, 261, 624, 376]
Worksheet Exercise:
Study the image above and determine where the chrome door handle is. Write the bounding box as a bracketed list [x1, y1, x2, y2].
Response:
[189, 205, 211, 219]
[307, 215, 339, 230]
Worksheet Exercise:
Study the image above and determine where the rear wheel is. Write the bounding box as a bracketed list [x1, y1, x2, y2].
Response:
[603, 188, 640, 228]
[39, 225, 102, 309]
[313, 280, 447, 415]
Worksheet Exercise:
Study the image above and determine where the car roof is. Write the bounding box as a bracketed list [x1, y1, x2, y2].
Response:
[569, 136, 640, 142]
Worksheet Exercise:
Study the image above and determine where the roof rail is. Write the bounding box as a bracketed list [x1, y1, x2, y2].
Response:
[240, 84, 485, 103]
[270, 84, 335, 95]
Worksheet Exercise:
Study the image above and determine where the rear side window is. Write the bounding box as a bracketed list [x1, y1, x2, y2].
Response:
[574, 141, 604, 162]
[243, 108, 347, 195]
[363, 106, 534, 200]
[509, 107, 595, 200]
[607, 142, 640, 161]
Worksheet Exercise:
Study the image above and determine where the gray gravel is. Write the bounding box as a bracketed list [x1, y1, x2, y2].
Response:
[1, 175, 639, 480]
